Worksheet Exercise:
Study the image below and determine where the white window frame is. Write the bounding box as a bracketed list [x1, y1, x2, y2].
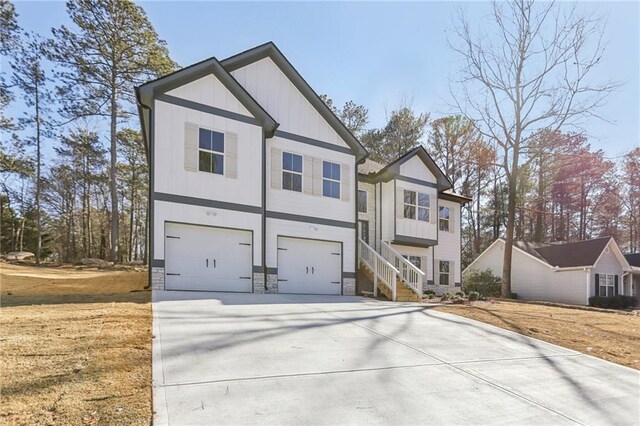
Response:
[322, 160, 341, 199]
[439, 260, 450, 286]
[599, 274, 615, 297]
[282, 151, 303, 192]
[198, 127, 225, 175]
[357, 190, 368, 213]
[439, 206, 450, 232]
[403, 190, 429, 222]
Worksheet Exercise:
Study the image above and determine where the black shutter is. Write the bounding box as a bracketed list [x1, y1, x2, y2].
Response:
[614, 275, 619, 296]
[595, 273, 600, 296]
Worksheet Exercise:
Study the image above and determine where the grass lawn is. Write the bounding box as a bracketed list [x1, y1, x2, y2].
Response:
[0, 262, 151, 425]
[435, 300, 640, 370]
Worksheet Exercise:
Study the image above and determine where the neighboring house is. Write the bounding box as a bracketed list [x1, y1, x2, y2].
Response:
[623, 253, 640, 297]
[464, 237, 634, 305]
[136, 42, 468, 301]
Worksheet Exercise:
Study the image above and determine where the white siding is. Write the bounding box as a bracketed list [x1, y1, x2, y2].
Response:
[395, 181, 438, 241]
[166, 74, 251, 116]
[381, 181, 395, 242]
[266, 136, 355, 222]
[433, 200, 461, 285]
[153, 200, 262, 267]
[465, 240, 589, 305]
[592, 242, 624, 296]
[357, 182, 376, 245]
[231, 57, 350, 149]
[399, 156, 437, 183]
[154, 99, 263, 207]
[265, 217, 355, 274]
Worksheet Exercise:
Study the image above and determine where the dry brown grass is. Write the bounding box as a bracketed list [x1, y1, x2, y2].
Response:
[0, 262, 151, 425]
[435, 300, 640, 369]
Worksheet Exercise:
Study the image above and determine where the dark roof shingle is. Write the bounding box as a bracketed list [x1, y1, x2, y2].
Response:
[624, 253, 640, 267]
[532, 237, 611, 268]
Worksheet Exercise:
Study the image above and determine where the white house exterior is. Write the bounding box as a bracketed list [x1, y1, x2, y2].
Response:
[137, 42, 468, 300]
[464, 237, 634, 305]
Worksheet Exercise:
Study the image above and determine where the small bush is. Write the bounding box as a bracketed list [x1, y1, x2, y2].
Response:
[463, 269, 502, 297]
[423, 290, 436, 296]
[455, 291, 466, 298]
[589, 295, 638, 309]
[468, 291, 480, 301]
[510, 292, 518, 300]
[426, 294, 435, 299]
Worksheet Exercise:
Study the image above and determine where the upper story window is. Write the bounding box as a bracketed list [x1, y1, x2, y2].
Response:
[403, 190, 429, 222]
[198, 128, 224, 175]
[323, 161, 341, 199]
[439, 206, 450, 231]
[357, 190, 368, 213]
[439, 260, 450, 286]
[282, 152, 302, 192]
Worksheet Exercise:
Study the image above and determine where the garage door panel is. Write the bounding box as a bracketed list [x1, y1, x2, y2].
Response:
[165, 223, 252, 292]
[277, 237, 342, 295]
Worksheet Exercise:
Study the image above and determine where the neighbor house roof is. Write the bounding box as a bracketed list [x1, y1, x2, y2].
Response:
[220, 42, 368, 161]
[358, 159, 385, 176]
[624, 253, 640, 268]
[534, 237, 612, 268]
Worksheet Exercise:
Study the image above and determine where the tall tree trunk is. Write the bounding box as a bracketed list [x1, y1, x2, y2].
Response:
[35, 73, 42, 265]
[534, 156, 545, 242]
[109, 85, 119, 262]
[128, 167, 135, 262]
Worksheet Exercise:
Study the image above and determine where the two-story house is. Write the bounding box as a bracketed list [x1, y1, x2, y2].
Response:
[136, 42, 470, 301]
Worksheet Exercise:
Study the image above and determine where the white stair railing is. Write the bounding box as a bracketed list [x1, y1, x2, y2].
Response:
[380, 241, 425, 297]
[358, 238, 398, 301]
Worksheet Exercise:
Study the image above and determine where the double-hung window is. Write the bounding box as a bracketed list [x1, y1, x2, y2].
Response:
[358, 190, 368, 213]
[282, 152, 303, 192]
[403, 190, 429, 221]
[439, 206, 450, 231]
[198, 128, 224, 174]
[599, 274, 615, 297]
[323, 161, 341, 199]
[439, 261, 450, 286]
[402, 255, 422, 270]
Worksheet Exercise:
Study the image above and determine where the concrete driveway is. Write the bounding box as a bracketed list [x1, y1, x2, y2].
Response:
[152, 292, 640, 425]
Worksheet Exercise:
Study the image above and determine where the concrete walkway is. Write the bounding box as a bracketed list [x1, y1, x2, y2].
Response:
[152, 291, 640, 425]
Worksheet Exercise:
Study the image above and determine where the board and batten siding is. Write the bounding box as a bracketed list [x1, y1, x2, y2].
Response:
[465, 240, 589, 305]
[395, 180, 438, 241]
[433, 199, 461, 286]
[398, 156, 437, 182]
[153, 200, 262, 268]
[165, 74, 252, 117]
[591, 242, 624, 297]
[380, 181, 395, 242]
[357, 182, 376, 246]
[230, 57, 350, 149]
[153, 100, 262, 208]
[266, 135, 355, 222]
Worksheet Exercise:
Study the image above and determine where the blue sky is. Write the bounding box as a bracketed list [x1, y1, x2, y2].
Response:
[8, 1, 640, 158]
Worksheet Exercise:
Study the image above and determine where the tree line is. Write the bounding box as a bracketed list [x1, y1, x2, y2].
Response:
[1, 0, 175, 264]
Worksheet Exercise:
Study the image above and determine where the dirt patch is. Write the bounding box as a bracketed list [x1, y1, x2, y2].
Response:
[0, 262, 151, 425]
[435, 300, 640, 370]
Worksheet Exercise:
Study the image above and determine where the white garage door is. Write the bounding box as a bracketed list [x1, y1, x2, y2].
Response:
[165, 223, 252, 292]
[277, 237, 342, 295]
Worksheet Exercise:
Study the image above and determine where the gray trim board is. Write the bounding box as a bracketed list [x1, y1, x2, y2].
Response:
[275, 130, 353, 155]
[154, 192, 262, 214]
[266, 267, 278, 275]
[266, 211, 356, 229]
[392, 235, 438, 248]
[220, 42, 367, 161]
[343, 272, 356, 279]
[427, 280, 434, 285]
[396, 175, 438, 189]
[152, 259, 164, 268]
[157, 94, 261, 127]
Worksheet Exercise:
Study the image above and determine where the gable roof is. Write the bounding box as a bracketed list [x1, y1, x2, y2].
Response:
[220, 42, 368, 161]
[366, 146, 453, 190]
[534, 237, 612, 268]
[135, 55, 279, 151]
[624, 253, 640, 268]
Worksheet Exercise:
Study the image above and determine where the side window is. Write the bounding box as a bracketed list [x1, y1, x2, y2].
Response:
[439, 261, 450, 286]
[358, 190, 368, 213]
[198, 128, 224, 174]
[439, 206, 450, 231]
[282, 152, 303, 192]
[403, 190, 416, 219]
[322, 161, 341, 199]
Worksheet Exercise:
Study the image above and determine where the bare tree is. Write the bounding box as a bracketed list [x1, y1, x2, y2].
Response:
[448, 0, 617, 296]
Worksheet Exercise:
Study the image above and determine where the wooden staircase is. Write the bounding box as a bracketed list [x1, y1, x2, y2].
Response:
[358, 239, 424, 303]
